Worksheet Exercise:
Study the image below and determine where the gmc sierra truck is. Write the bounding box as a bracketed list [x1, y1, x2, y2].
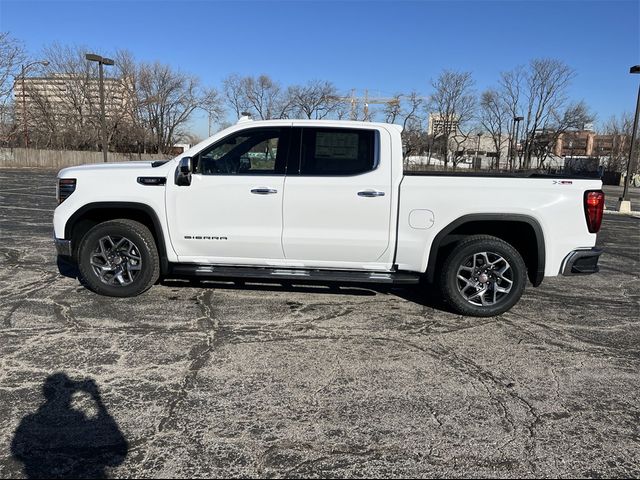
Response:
[53, 118, 604, 316]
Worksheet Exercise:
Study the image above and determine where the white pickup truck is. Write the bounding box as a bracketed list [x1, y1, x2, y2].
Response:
[53, 118, 604, 316]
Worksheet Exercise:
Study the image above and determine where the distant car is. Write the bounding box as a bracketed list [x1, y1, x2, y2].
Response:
[53, 118, 604, 316]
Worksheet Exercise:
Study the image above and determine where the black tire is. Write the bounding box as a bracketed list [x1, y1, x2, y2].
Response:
[440, 235, 527, 317]
[78, 219, 159, 297]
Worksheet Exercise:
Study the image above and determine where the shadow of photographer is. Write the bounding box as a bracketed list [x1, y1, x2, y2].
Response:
[11, 373, 128, 479]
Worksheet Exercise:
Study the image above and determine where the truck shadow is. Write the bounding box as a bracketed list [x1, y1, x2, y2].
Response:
[160, 278, 455, 314]
[57, 255, 80, 279]
[391, 283, 455, 313]
[10, 373, 128, 479]
[58, 255, 454, 314]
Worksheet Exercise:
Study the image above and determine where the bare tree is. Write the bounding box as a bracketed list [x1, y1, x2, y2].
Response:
[0, 32, 26, 135]
[334, 102, 351, 120]
[248, 75, 292, 119]
[599, 113, 634, 172]
[137, 61, 203, 154]
[222, 74, 292, 120]
[21, 43, 138, 151]
[384, 92, 423, 128]
[503, 59, 575, 167]
[497, 67, 524, 169]
[201, 86, 225, 136]
[428, 70, 476, 168]
[113, 49, 150, 153]
[19, 45, 215, 153]
[531, 100, 594, 167]
[382, 92, 427, 162]
[479, 89, 510, 169]
[383, 95, 402, 124]
[222, 73, 251, 120]
[26, 43, 101, 149]
[0, 32, 27, 143]
[402, 117, 430, 167]
[448, 131, 476, 169]
[289, 80, 341, 119]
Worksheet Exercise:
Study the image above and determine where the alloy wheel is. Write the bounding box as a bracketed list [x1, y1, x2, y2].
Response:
[455, 251, 513, 306]
[89, 235, 142, 286]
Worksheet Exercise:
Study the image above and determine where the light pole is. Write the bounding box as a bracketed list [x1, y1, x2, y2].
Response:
[569, 140, 574, 160]
[620, 65, 640, 212]
[513, 116, 523, 169]
[475, 132, 482, 169]
[85, 53, 114, 163]
[20, 60, 49, 148]
[509, 116, 524, 171]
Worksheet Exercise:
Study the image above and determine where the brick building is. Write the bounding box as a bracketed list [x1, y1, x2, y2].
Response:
[555, 130, 628, 158]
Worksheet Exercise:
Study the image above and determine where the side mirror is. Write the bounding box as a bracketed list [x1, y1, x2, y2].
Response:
[175, 157, 192, 186]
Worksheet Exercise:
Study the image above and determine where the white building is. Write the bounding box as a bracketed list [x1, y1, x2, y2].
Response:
[13, 74, 127, 123]
[427, 113, 459, 136]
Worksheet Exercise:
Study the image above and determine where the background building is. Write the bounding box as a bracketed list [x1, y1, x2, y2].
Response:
[13, 74, 126, 123]
[555, 130, 629, 158]
[428, 113, 459, 136]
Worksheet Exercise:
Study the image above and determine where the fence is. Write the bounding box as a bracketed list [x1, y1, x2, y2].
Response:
[0, 148, 169, 170]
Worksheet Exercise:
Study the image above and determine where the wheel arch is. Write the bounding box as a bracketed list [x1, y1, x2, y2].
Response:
[64, 202, 169, 275]
[425, 214, 546, 287]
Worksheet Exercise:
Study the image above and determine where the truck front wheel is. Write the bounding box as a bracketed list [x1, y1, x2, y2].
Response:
[78, 219, 159, 297]
[440, 235, 527, 317]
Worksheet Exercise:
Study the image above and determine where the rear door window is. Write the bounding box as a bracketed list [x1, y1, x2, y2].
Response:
[299, 128, 376, 175]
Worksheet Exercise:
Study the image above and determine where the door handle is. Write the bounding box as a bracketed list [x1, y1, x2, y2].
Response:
[251, 188, 278, 195]
[357, 190, 385, 197]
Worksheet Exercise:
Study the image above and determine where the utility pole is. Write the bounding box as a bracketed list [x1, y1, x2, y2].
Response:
[508, 117, 516, 171]
[21, 66, 26, 148]
[512, 116, 524, 170]
[364, 89, 369, 121]
[85, 53, 114, 163]
[620, 65, 640, 212]
[570, 140, 574, 161]
[350, 89, 356, 120]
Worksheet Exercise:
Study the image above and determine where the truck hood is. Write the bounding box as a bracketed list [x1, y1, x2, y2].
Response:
[58, 160, 174, 178]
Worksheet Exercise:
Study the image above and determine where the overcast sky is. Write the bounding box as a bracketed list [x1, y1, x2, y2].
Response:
[2, 0, 639, 139]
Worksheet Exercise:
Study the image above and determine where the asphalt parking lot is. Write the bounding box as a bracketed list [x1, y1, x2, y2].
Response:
[0, 168, 639, 478]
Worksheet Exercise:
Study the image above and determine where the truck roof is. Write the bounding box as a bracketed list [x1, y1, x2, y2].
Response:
[178, 118, 403, 161]
[235, 117, 404, 133]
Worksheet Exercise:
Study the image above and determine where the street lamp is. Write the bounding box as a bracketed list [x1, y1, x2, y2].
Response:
[620, 65, 640, 212]
[85, 53, 114, 163]
[509, 116, 524, 171]
[513, 116, 524, 169]
[20, 60, 49, 148]
[475, 132, 482, 170]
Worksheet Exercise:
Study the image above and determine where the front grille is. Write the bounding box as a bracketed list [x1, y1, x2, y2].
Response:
[57, 178, 76, 204]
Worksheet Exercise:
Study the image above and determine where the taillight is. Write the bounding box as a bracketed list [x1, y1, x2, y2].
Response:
[57, 178, 76, 204]
[584, 190, 604, 233]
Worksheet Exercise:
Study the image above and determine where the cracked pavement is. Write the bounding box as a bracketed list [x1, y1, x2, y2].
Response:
[0, 168, 639, 478]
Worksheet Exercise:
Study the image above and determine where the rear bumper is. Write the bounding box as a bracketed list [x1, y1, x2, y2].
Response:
[54, 237, 72, 257]
[561, 247, 603, 275]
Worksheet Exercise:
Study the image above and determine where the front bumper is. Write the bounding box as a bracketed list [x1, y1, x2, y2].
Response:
[561, 247, 603, 275]
[54, 237, 72, 257]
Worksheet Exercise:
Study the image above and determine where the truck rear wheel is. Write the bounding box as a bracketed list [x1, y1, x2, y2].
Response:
[78, 219, 159, 297]
[440, 235, 527, 317]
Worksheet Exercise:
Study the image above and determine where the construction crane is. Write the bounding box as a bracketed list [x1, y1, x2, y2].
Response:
[329, 89, 400, 121]
[361, 89, 401, 122]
